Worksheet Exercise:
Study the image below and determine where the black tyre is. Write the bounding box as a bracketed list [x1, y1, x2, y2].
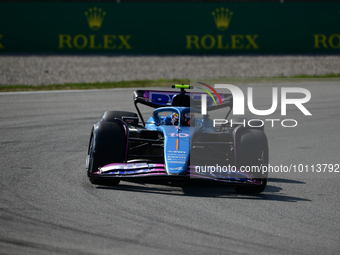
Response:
[101, 111, 138, 126]
[230, 118, 264, 131]
[87, 121, 127, 185]
[234, 128, 269, 194]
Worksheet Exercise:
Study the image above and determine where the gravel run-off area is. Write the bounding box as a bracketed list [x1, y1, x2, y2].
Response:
[1, 55, 340, 85]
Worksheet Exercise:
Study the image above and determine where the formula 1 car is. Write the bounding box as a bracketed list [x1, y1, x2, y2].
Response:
[86, 85, 269, 193]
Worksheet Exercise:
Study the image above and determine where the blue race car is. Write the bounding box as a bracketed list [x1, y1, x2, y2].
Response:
[86, 85, 269, 193]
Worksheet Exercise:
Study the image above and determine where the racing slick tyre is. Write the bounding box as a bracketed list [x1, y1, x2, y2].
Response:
[234, 128, 269, 194]
[87, 121, 127, 185]
[230, 118, 264, 132]
[101, 111, 138, 126]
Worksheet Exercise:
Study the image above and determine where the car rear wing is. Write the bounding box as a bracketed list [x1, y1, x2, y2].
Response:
[133, 89, 233, 125]
[134, 90, 232, 108]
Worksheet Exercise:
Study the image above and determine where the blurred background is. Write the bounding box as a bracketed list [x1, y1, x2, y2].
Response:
[0, 0, 339, 54]
[1, 0, 340, 86]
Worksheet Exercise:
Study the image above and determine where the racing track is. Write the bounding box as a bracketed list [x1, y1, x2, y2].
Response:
[0, 83, 339, 255]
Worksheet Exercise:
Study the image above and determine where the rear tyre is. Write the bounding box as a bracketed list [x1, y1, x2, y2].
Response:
[234, 129, 268, 194]
[230, 118, 264, 131]
[101, 111, 138, 126]
[87, 121, 127, 185]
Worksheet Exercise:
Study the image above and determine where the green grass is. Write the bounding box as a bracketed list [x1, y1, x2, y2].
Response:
[278, 73, 340, 78]
[0, 79, 190, 92]
[1, 74, 339, 92]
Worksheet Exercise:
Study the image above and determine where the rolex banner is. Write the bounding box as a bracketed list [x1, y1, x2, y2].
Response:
[0, 2, 339, 54]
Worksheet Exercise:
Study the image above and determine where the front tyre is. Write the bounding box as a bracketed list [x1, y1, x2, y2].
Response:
[87, 121, 127, 185]
[234, 129, 269, 194]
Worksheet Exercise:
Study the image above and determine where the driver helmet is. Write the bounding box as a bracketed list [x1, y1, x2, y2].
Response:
[171, 113, 179, 125]
[181, 112, 194, 126]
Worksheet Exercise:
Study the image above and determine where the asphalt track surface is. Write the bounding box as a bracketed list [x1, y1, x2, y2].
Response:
[0, 83, 339, 255]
